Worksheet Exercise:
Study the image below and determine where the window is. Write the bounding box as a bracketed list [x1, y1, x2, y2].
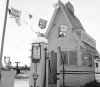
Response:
[88, 53, 92, 67]
[60, 51, 77, 65]
[58, 25, 67, 37]
[60, 51, 68, 65]
[69, 51, 77, 65]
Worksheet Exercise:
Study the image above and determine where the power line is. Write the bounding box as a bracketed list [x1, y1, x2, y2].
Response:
[5, 41, 32, 45]
[5, 45, 31, 51]
[5, 40, 32, 43]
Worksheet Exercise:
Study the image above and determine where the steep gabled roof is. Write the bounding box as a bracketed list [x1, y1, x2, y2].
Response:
[59, 1, 85, 31]
[45, 1, 85, 38]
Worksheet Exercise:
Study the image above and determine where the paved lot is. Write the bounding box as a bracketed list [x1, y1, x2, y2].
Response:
[14, 78, 29, 87]
[14, 74, 100, 87]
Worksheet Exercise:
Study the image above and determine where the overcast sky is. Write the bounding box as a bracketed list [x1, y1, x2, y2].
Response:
[0, 0, 100, 66]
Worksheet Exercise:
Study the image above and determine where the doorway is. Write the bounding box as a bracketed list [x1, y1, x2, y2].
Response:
[48, 51, 57, 86]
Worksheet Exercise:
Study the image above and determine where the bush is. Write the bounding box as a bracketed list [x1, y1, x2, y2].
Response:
[83, 80, 100, 87]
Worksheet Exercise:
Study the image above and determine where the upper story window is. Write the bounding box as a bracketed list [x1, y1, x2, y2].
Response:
[58, 25, 67, 37]
[60, 51, 68, 65]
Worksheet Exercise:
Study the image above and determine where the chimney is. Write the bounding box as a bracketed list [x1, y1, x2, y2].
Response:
[66, 1, 74, 14]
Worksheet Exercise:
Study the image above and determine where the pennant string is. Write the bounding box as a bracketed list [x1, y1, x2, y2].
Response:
[8, 7, 48, 37]
[29, 14, 32, 19]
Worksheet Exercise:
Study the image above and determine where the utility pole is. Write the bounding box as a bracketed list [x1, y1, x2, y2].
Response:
[0, 0, 9, 85]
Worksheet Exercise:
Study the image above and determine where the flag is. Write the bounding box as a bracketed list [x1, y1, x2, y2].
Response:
[38, 18, 47, 29]
[8, 9, 11, 15]
[9, 7, 21, 26]
[29, 14, 32, 19]
[15, 17, 21, 26]
[9, 7, 21, 18]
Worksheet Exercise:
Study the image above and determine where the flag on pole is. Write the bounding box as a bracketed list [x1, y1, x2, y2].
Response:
[9, 7, 21, 18]
[8, 9, 11, 15]
[15, 17, 21, 26]
[9, 7, 21, 26]
[38, 18, 47, 29]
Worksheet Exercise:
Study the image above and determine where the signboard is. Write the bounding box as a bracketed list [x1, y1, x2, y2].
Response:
[61, 25, 67, 32]
[38, 18, 47, 29]
[59, 25, 67, 37]
[82, 32, 96, 48]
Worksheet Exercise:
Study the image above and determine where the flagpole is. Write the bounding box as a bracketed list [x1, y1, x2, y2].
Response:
[0, 0, 9, 84]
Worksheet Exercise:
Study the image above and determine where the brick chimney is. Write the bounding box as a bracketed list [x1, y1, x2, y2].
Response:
[66, 1, 74, 14]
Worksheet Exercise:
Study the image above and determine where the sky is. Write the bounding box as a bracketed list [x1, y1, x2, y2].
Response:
[0, 0, 100, 66]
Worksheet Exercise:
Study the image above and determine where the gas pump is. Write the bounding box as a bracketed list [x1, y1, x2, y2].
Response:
[29, 37, 48, 87]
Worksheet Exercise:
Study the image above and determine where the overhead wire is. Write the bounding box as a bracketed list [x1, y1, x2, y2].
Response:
[5, 41, 32, 45]
[5, 45, 31, 51]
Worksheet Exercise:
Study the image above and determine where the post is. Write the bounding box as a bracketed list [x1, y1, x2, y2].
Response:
[43, 48, 47, 87]
[15, 62, 20, 68]
[0, 0, 9, 84]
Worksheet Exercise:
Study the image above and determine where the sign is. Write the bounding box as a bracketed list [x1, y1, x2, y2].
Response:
[59, 25, 67, 37]
[61, 25, 67, 32]
[82, 32, 96, 48]
[38, 18, 47, 29]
